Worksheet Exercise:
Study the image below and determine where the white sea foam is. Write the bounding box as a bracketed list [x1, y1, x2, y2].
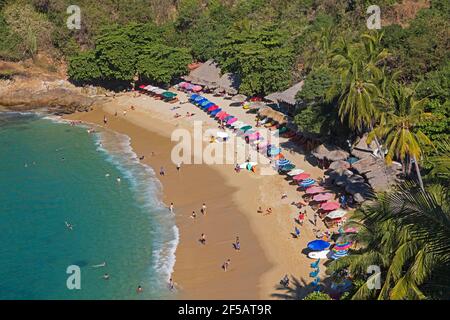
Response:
[92, 128, 179, 286]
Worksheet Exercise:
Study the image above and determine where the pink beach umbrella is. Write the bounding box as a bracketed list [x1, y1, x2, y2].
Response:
[208, 105, 219, 112]
[321, 201, 340, 211]
[313, 193, 334, 202]
[192, 85, 203, 92]
[218, 113, 229, 120]
[227, 117, 238, 125]
[293, 173, 310, 181]
[179, 82, 187, 88]
[306, 186, 326, 194]
[215, 111, 226, 119]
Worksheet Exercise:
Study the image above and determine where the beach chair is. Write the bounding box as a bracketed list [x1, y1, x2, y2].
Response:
[310, 259, 320, 268]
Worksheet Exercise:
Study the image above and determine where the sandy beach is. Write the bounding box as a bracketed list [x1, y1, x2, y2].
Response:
[65, 90, 332, 299]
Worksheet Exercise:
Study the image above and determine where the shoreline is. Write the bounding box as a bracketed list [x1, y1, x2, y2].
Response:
[64, 91, 331, 299]
[65, 107, 271, 299]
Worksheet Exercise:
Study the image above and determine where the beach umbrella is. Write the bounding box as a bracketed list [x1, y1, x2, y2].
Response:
[200, 100, 211, 107]
[217, 112, 229, 120]
[247, 132, 261, 141]
[306, 186, 325, 194]
[307, 240, 331, 251]
[327, 209, 347, 219]
[268, 147, 281, 156]
[154, 88, 166, 95]
[330, 250, 349, 260]
[276, 159, 291, 167]
[321, 201, 340, 211]
[313, 193, 334, 202]
[192, 85, 203, 92]
[287, 169, 305, 176]
[162, 91, 177, 99]
[189, 94, 199, 101]
[347, 157, 359, 165]
[210, 109, 221, 116]
[232, 94, 247, 103]
[273, 153, 284, 160]
[224, 115, 234, 122]
[139, 84, 146, 89]
[194, 96, 205, 103]
[293, 173, 310, 181]
[203, 102, 215, 108]
[231, 121, 244, 128]
[345, 227, 358, 233]
[280, 164, 295, 171]
[299, 178, 316, 188]
[333, 242, 352, 251]
[240, 125, 253, 132]
[227, 118, 238, 125]
[215, 111, 226, 118]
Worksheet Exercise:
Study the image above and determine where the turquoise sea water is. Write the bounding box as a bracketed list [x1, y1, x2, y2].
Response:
[0, 112, 178, 299]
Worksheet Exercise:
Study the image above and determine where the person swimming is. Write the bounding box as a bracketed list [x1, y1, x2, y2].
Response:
[65, 221, 74, 230]
[92, 262, 107, 268]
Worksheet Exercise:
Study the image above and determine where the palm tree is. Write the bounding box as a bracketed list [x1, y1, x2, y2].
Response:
[327, 182, 450, 300]
[369, 85, 432, 191]
[330, 32, 388, 157]
[426, 138, 450, 184]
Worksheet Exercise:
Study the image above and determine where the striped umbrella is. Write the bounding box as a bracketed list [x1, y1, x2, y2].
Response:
[280, 164, 296, 171]
[268, 147, 281, 156]
[276, 159, 291, 167]
[299, 178, 316, 188]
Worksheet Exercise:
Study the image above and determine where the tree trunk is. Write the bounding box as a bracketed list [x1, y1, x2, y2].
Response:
[413, 155, 425, 192]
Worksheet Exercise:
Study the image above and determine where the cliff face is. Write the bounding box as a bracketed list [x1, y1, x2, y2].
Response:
[0, 60, 104, 114]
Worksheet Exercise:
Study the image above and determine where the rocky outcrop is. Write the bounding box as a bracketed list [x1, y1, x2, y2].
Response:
[0, 87, 101, 114]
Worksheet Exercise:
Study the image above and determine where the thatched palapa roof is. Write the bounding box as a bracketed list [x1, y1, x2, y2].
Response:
[265, 81, 304, 105]
[258, 107, 288, 125]
[183, 59, 240, 94]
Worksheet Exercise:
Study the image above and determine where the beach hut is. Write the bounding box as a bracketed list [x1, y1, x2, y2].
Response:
[232, 94, 247, 103]
[265, 81, 304, 115]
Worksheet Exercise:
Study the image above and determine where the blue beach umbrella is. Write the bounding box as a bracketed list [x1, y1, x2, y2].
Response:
[200, 100, 211, 107]
[268, 147, 281, 156]
[189, 94, 199, 101]
[210, 109, 222, 116]
[194, 96, 206, 103]
[203, 102, 215, 109]
[276, 159, 291, 167]
[280, 164, 296, 172]
[347, 157, 359, 164]
[300, 178, 315, 188]
[307, 240, 330, 251]
[224, 115, 234, 122]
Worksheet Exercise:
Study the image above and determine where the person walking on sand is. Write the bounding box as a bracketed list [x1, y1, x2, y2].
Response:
[160, 166, 165, 176]
[298, 212, 305, 226]
[168, 278, 174, 291]
[103, 115, 108, 125]
[199, 233, 206, 245]
[313, 212, 318, 226]
[222, 259, 231, 272]
[234, 236, 240, 251]
[176, 162, 181, 172]
[169, 202, 174, 214]
[201, 203, 207, 215]
[295, 226, 301, 238]
[265, 208, 272, 215]
[191, 211, 197, 220]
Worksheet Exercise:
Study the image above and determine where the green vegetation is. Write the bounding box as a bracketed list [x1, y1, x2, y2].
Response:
[303, 291, 333, 300]
[327, 182, 450, 300]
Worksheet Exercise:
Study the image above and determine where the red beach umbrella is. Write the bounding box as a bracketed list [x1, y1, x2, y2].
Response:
[208, 105, 219, 112]
[320, 201, 340, 211]
[293, 173, 310, 181]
